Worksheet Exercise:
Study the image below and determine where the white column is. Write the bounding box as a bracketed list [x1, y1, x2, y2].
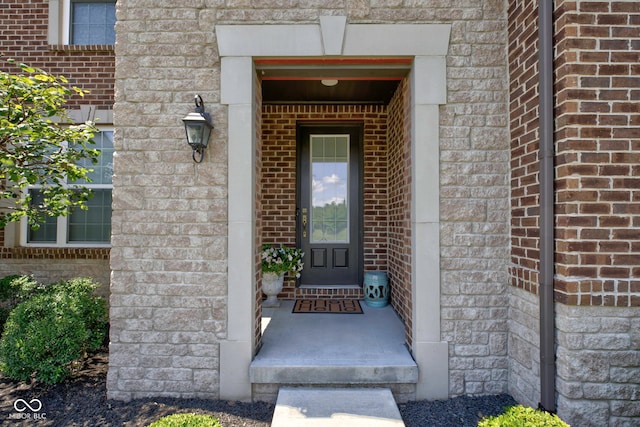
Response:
[411, 56, 450, 400]
[219, 56, 256, 401]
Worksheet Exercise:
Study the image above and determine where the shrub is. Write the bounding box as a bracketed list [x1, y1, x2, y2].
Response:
[147, 413, 222, 427]
[0, 277, 107, 384]
[478, 405, 570, 427]
[0, 275, 40, 333]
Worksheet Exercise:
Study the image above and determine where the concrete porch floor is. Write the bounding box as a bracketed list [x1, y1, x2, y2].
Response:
[250, 300, 418, 398]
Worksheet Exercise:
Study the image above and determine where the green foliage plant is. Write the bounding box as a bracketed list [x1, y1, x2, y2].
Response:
[478, 405, 570, 427]
[0, 274, 40, 333]
[0, 59, 99, 228]
[0, 277, 107, 384]
[261, 244, 304, 277]
[147, 413, 222, 427]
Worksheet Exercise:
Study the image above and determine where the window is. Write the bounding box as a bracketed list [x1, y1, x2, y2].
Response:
[48, 0, 116, 46]
[22, 130, 113, 247]
[71, 1, 116, 45]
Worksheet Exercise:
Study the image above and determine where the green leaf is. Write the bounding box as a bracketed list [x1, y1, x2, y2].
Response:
[0, 60, 98, 229]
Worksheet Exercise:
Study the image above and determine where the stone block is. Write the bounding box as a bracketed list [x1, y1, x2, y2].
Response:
[145, 368, 193, 382]
[152, 308, 204, 331]
[611, 400, 640, 417]
[557, 349, 610, 382]
[583, 333, 631, 350]
[557, 397, 610, 427]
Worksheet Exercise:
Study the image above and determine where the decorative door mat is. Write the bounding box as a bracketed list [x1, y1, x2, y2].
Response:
[293, 299, 363, 314]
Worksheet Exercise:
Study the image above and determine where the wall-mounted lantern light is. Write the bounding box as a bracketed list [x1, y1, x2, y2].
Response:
[182, 94, 214, 163]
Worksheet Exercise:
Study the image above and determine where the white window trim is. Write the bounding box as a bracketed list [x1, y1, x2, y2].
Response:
[19, 127, 113, 248]
[48, 0, 70, 45]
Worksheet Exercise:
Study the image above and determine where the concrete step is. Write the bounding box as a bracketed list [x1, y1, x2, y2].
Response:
[251, 301, 418, 386]
[271, 387, 405, 427]
[250, 359, 418, 384]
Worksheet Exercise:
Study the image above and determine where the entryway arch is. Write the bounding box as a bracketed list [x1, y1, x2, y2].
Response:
[216, 17, 451, 401]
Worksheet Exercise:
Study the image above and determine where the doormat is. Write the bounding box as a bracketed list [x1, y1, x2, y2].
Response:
[293, 299, 363, 314]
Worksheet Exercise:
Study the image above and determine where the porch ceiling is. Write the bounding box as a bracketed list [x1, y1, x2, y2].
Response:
[262, 79, 401, 104]
[258, 60, 408, 105]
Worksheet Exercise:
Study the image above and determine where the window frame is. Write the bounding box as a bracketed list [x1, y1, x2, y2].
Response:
[19, 127, 113, 248]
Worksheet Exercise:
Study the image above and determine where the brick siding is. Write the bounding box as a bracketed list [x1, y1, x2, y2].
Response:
[509, 1, 640, 308]
[260, 103, 390, 301]
[0, 0, 113, 284]
[508, 0, 542, 296]
[5, 0, 629, 423]
[508, 2, 640, 424]
[554, 0, 640, 308]
[258, 85, 414, 342]
[387, 78, 413, 346]
[0, 0, 115, 109]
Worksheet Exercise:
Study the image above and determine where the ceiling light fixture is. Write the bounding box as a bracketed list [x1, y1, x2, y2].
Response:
[321, 79, 339, 87]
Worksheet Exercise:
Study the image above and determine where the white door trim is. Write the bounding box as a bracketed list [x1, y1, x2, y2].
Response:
[217, 17, 451, 401]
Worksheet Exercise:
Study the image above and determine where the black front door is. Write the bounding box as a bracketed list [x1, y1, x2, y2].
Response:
[297, 124, 362, 286]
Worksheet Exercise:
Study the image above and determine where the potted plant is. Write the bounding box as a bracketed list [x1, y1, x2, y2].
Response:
[261, 244, 304, 307]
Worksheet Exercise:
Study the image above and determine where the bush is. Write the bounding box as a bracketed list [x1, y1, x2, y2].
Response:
[0, 277, 107, 384]
[0, 275, 40, 333]
[147, 413, 222, 427]
[478, 405, 570, 427]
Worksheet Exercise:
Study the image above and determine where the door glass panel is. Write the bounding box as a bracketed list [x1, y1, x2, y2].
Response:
[310, 135, 349, 243]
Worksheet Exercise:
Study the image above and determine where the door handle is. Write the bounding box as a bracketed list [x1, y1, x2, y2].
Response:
[302, 208, 308, 238]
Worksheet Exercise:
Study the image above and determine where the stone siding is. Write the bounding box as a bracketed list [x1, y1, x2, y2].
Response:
[0, 248, 110, 298]
[439, 0, 511, 396]
[507, 286, 541, 408]
[107, 0, 227, 400]
[110, 0, 512, 400]
[556, 304, 640, 427]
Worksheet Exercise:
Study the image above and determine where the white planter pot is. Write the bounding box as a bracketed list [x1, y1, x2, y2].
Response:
[262, 271, 285, 307]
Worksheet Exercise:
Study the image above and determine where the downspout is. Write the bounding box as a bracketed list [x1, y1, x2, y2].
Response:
[538, 0, 556, 413]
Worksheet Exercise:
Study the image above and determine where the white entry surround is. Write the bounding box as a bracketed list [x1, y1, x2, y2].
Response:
[217, 16, 451, 401]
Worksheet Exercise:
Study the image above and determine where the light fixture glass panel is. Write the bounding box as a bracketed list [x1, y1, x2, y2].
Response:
[186, 123, 204, 146]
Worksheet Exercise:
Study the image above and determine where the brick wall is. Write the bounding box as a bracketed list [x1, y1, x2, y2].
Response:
[0, 0, 113, 284]
[553, 2, 640, 425]
[507, 1, 640, 424]
[506, 0, 543, 408]
[0, 248, 111, 297]
[554, 0, 640, 308]
[508, 0, 542, 296]
[255, 75, 264, 354]
[387, 78, 413, 345]
[0, 0, 115, 109]
[260, 104, 389, 301]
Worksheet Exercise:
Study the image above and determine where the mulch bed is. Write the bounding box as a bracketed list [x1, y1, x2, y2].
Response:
[0, 349, 274, 427]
